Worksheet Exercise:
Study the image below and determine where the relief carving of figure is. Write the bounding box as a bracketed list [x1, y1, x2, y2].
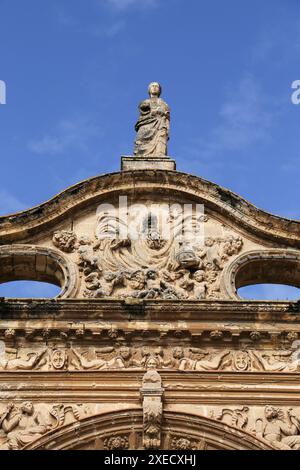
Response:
[253, 349, 299, 372]
[198, 237, 222, 270]
[72, 220, 243, 300]
[127, 270, 146, 291]
[77, 236, 101, 275]
[136, 268, 163, 299]
[192, 270, 208, 300]
[179, 348, 230, 371]
[256, 406, 300, 450]
[0, 348, 47, 371]
[232, 351, 252, 372]
[70, 347, 139, 371]
[221, 236, 243, 263]
[134, 82, 170, 158]
[106, 346, 139, 369]
[171, 437, 207, 451]
[70, 347, 114, 370]
[212, 406, 249, 429]
[164, 347, 186, 369]
[0, 402, 50, 450]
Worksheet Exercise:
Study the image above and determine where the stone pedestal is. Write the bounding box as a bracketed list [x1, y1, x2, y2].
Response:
[121, 156, 176, 171]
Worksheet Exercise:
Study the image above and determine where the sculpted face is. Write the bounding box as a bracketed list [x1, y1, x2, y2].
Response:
[147, 269, 157, 280]
[120, 347, 131, 360]
[148, 82, 161, 98]
[22, 401, 34, 415]
[265, 406, 278, 420]
[147, 356, 159, 369]
[194, 270, 205, 282]
[205, 238, 214, 247]
[173, 347, 184, 359]
[236, 238, 243, 249]
[234, 351, 250, 371]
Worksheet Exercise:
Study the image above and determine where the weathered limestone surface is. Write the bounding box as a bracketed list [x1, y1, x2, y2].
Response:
[0, 84, 300, 450]
[121, 156, 176, 171]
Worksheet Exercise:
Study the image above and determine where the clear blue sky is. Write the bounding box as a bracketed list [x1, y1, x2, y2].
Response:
[0, 0, 299, 299]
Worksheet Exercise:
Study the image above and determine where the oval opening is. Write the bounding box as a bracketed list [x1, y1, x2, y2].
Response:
[238, 284, 300, 301]
[0, 280, 61, 299]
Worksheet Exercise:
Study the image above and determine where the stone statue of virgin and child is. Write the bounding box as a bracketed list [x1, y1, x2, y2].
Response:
[134, 82, 170, 158]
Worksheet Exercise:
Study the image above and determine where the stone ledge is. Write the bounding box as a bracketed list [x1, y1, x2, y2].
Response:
[121, 156, 176, 171]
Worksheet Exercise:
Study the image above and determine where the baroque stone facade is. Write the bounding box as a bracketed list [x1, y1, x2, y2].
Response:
[0, 84, 300, 450]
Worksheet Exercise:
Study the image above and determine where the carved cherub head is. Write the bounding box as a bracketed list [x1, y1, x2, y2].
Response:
[146, 268, 158, 280]
[145, 356, 160, 370]
[148, 82, 161, 98]
[193, 270, 205, 283]
[205, 238, 214, 247]
[119, 346, 131, 360]
[173, 347, 184, 360]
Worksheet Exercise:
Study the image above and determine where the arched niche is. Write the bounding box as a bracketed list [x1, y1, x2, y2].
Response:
[0, 245, 79, 299]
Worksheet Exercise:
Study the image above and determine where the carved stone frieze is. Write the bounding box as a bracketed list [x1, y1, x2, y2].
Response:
[2, 402, 300, 450]
[2, 345, 300, 372]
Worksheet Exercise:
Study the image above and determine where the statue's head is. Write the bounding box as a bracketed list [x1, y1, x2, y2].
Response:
[205, 237, 214, 247]
[173, 347, 184, 359]
[21, 401, 34, 415]
[265, 406, 279, 420]
[148, 82, 162, 98]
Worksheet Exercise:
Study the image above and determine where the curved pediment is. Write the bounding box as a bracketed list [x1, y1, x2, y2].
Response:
[0, 170, 299, 246]
[0, 170, 299, 301]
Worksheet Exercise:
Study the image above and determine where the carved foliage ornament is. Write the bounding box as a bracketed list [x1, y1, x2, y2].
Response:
[171, 436, 207, 451]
